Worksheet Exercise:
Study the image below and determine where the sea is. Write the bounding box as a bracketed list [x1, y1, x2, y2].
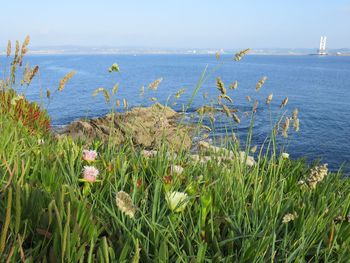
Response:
[1, 54, 350, 173]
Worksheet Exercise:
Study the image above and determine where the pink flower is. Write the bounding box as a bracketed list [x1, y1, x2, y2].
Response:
[83, 150, 97, 162]
[82, 166, 99, 182]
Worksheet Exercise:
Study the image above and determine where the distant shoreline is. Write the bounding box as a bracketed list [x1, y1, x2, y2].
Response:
[1, 51, 350, 56]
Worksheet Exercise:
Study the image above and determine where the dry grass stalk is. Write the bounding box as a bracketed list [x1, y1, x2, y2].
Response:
[27, 65, 39, 85]
[123, 98, 128, 109]
[266, 93, 273, 104]
[250, 145, 257, 153]
[293, 118, 300, 132]
[280, 97, 289, 108]
[232, 113, 241, 124]
[216, 77, 226, 95]
[282, 117, 290, 138]
[221, 94, 233, 103]
[93, 87, 110, 103]
[222, 105, 231, 117]
[292, 108, 299, 120]
[20, 63, 30, 85]
[252, 100, 259, 113]
[256, 76, 267, 91]
[234, 48, 250, 61]
[19, 35, 30, 66]
[139, 86, 145, 96]
[112, 84, 119, 95]
[58, 71, 76, 91]
[175, 88, 186, 98]
[203, 92, 208, 100]
[229, 80, 238, 90]
[148, 78, 163, 90]
[6, 40, 11, 57]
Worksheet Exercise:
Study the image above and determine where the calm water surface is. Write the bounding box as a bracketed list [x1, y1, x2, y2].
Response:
[1, 54, 349, 173]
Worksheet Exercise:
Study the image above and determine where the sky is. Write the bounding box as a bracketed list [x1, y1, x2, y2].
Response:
[1, 0, 349, 49]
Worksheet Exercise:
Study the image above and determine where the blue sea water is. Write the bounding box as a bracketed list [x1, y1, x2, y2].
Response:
[1, 54, 350, 173]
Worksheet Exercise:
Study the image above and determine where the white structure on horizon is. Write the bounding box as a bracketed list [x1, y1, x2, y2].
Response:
[318, 36, 327, 55]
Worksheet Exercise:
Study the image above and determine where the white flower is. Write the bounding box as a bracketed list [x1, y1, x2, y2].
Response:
[116, 191, 136, 218]
[170, 165, 184, 176]
[141, 150, 157, 158]
[166, 191, 188, 212]
[282, 212, 298, 223]
[282, 152, 290, 159]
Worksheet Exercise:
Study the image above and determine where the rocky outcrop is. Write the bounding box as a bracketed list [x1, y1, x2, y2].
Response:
[57, 103, 192, 151]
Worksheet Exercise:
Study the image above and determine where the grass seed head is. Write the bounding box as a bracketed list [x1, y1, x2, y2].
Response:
[216, 77, 226, 95]
[58, 71, 76, 91]
[148, 77, 163, 90]
[280, 97, 289, 108]
[6, 40, 11, 57]
[266, 93, 273, 105]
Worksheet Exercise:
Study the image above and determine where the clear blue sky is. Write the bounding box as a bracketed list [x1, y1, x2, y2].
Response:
[1, 0, 349, 48]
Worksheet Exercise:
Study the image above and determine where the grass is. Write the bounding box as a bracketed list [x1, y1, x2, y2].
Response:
[1, 38, 350, 262]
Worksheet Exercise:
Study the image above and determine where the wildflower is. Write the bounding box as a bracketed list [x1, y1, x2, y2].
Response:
[171, 165, 184, 176]
[239, 151, 256, 167]
[82, 166, 99, 183]
[307, 164, 328, 189]
[116, 191, 136, 218]
[10, 95, 24, 106]
[166, 191, 188, 212]
[282, 212, 298, 223]
[281, 152, 289, 159]
[82, 150, 97, 162]
[297, 180, 306, 185]
[163, 175, 172, 185]
[136, 178, 142, 189]
[141, 149, 157, 158]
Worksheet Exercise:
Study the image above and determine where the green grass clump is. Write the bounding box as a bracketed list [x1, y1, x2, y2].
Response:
[2, 106, 350, 262]
[1, 38, 350, 262]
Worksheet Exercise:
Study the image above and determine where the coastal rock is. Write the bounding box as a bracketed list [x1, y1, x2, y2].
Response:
[57, 103, 192, 151]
